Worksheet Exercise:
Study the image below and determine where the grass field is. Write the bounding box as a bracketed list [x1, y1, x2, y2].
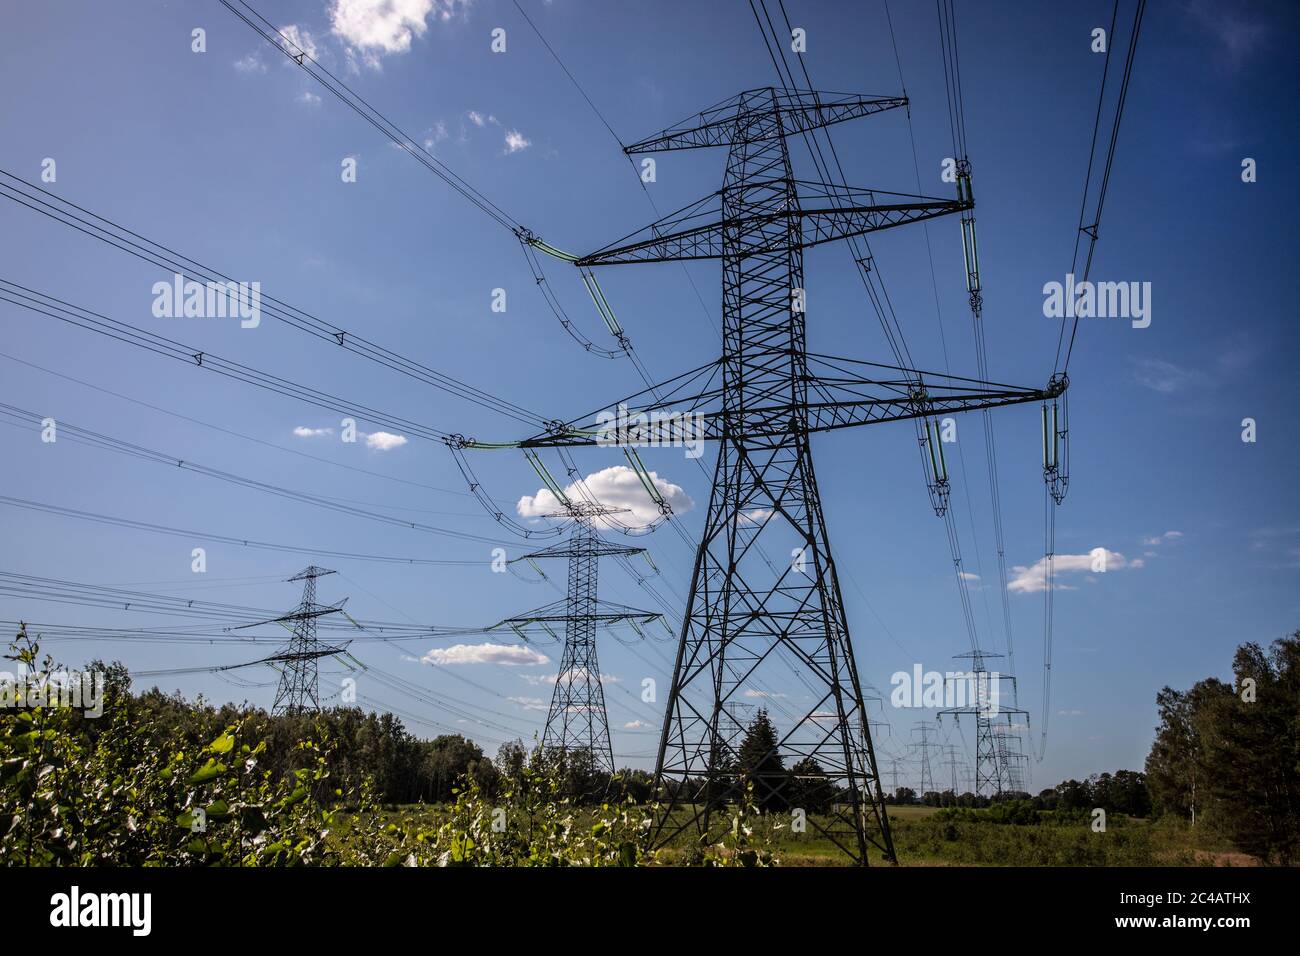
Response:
[340, 802, 1251, 867]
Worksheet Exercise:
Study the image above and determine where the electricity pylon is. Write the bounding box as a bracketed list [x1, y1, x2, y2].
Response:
[911, 721, 939, 796]
[938, 649, 1030, 797]
[994, 717, 1030, 793]
[495, 503, 660, 775]
[885, 756, 903, 798]
[942, 745, 965, 797]
[719, 700, 757, 749]
[238, 566, 351, 715]
[478, 87, 1067, 865]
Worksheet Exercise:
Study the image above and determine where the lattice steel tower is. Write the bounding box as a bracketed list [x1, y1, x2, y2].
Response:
[938, 649, 1030, 797]
[489, 87, 1066, 864]
[498, 505, 660, 775]
[596, 89, 962, 864]
[268, 566, 343, 715]
[912, 722, 939, 796]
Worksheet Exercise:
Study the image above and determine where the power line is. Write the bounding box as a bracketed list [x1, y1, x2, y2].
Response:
[1058, 0, 1146, 374]
[0, 277, 460, 442]
[0, 399, 513, 546]
[0, 170, 545, 427]
[218, 0, 523, 233]
[0, 350, 475, 500]
[0, 494, 495, 567]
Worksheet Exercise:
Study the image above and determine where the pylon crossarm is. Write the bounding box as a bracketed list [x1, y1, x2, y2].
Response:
[515, 538, 644, 561]
[623, 88, 907, 153]
[497, 598, 661, 628]
[497, 369, 1062, 449]
[229, 605, 343, 631]
[263, 643, 351, 665]
[576, 193, 971, 266]
[798, 383, 1059, 437]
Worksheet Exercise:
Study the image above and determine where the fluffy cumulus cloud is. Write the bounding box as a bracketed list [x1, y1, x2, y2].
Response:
[363, 430, 407, 451]
[292, 425, 406, 451]
[1007, 548, 1132, 594]
[517, 465, 692, 528]
[461, 110, 530, 154]
[503, 129, 531, 154]
[329, 0, 470, 66]
[624, 720, 649, 730]
[422, 642, 549, 666]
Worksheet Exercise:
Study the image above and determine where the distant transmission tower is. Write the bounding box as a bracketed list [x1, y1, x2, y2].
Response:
[497, 503, 660, 775]
[249, 566, 350, 715]
[911, 722, 939, 796]
[942, 745, 964, 796]
[885, 756, 903, 798]
[719, 700, 757, 750]
[938, 650, 1030, 797]
[993, 717, 1030, 793]
[488, 87, 1064, 864]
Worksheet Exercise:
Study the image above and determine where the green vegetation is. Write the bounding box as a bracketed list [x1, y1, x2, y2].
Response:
[1145, 632, 1300, 865]
[3, 626, 1296, 866]
[0, 626, 771, 866]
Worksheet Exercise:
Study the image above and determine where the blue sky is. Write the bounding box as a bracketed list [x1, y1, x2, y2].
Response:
[1, 0, 1297, 793]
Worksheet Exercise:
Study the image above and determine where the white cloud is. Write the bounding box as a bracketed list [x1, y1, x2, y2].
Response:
[1007, 548, 1131, 594]
[624, 720, 649, 729]
[1142, 530, 1183, 546]
[1186, 0, 1269, 71]
[423, 120, 449, 148]
[363, 430, 408, 451]
[1130, 357, 1197, 394]
[522, 669, 621, 686]
[503, 129, 531, 154]
[330, 0, 469, 61]
[422, 643, 549, 666]
[467, 110, 489, 127]
[743, 688, 787, 700]
[277, 24, 320, 62]
[293, 426, 333, 438]
[298, 90, 322, 106]
[233, 53, 266, 73]
[517, 465, 693, 528]
[1057, 709, 1085, 717]
[958, 571, 981, 582]
[508, 696, 549, 712]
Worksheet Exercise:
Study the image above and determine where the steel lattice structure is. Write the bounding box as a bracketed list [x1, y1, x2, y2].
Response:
[938, 650, 1030, 797]
[261, 566, 347, 715]
[912, 722, 939, 796]
[497, 505, 660, 775]
[477, 86, 1069, 865]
